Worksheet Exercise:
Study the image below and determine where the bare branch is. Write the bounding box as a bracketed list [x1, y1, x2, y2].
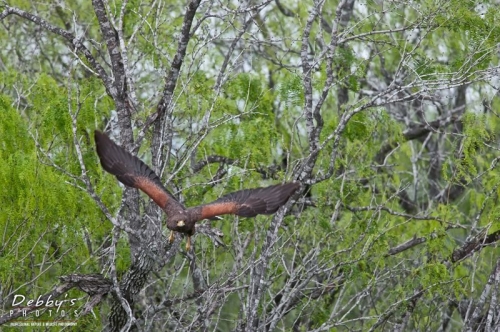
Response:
[0, 6, 114, 97]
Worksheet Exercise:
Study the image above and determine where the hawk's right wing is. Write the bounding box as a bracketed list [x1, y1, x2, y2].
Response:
[94, 130, 182, 212]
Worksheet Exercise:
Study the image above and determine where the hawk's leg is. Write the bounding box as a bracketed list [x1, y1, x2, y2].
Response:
[186, 236, 191, 251]
[169, 231, 175, 243]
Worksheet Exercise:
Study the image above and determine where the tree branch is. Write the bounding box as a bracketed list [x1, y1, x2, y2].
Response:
[191, 155, 236, 173]
[0, 6, 115, 98]
[156, 0, 202, 120]
[451, 230, 500, 263]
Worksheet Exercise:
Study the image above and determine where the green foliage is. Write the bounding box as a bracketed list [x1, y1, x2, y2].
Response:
[0, 90, 108, 329]
[448, 113, 492, 182]
[343, 112, 370, 141]
[34, 75, 72, 138]
[193, 73, 279, 167]
[278, 73, 304, 108]
[201, 117, 277, 164]
[225, 74, 265, 107]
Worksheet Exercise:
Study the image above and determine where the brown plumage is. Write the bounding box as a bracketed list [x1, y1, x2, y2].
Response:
[94, 130, 299, 250]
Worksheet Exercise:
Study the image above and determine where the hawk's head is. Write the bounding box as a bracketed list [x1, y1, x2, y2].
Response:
[167, 212, 196, 235]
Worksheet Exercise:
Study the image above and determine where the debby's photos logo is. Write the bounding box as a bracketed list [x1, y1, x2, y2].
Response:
[11, 294, 77, 314]
[4, 293, 84, 326]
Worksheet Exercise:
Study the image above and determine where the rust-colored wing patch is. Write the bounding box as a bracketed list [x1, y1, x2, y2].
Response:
[190, 182, 300, 222]
[134, 177, 169, 209]
[94, 130, 181, 211]
[199, 202, 239, 220]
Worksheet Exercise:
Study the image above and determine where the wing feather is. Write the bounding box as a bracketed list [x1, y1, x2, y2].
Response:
[94, 130, 180, 210]
[194, 182, 299, 221]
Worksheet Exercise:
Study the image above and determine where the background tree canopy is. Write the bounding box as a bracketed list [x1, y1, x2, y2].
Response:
[1, 0, 500, 331]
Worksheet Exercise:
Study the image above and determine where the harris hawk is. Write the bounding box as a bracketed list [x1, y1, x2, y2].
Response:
[94, 130, 299, 250]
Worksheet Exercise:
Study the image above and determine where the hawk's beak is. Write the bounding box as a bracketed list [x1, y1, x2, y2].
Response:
[177, 220, 185, 226]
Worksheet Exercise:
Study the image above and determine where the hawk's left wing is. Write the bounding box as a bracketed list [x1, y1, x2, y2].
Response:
[190, 182, 300, 221]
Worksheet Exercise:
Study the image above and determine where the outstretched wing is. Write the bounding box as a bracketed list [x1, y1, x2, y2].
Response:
[191, 182, 300, 221]
[94, 130, 181, 211]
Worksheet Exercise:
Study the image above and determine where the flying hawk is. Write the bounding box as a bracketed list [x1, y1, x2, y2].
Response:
[94, 130, 299, 250]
